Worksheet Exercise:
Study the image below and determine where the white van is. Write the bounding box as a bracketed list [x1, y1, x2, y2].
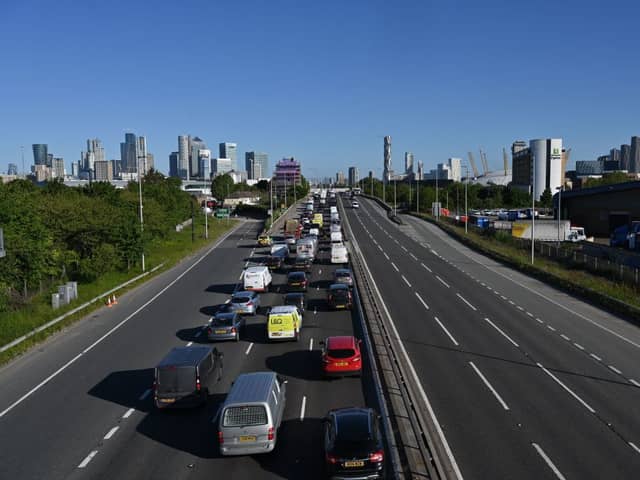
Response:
[331, 243, 348, 264]
[330, 231, 343, 244]
[243, 266, 272, 292]
[218, 372, 286, 456]
[329, 206, 338, 214]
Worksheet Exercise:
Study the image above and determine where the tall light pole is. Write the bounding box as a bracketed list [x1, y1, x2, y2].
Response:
[556, 185, 563, 244]
[435, 165, 439, 221]
[269, 176, 274, 229]
[204, 199, 209, 239]
[531, 152, 536, 265]
[382, 177, 386, 204]
[21, 145, 25, 177]
[409, 180, 412, 211]
[416, 177, 420, 214]
[464, 165, 469, 234]
[137, 155, 145, 272]
[394, 179, 397, 216]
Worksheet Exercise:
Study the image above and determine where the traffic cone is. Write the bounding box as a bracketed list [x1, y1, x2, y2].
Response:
[106, 296, 112, 307]
[112, 294, 118, 305]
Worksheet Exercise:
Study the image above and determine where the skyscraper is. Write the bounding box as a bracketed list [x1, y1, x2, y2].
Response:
[94, 160, 113, 181]
[32, 144, 48, 166]
[199, 149, 212, 179]
[383, 136, 391, 184]
[178, 135, 190, 179]
[245, 151, 269, 179]
[190, 137, 207, 178]
[169, 152, 179, 177]
[51, 157, 65, 179]
[7, 163, 18, 175]
[120, 133, 137, 173]
[404, 152, 414, 174]
[621, 144, 631, 171]
[630, 136, 640, 174]
[219, 143, 237, 170]
[213, 158, 233, 176]
[82, 138, 105, 173]
[348, 166, 359, 186]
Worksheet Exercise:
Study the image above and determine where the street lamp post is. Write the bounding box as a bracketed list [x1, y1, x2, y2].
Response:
[204, 199, 209, 239]
[137, 155, 145, 272]
[394, 179, 397, 216]
[435, 166, 439, 221]
[464, 165, 469, 234]
[556, 185, 563, 244]
[531, 152, 536, 265]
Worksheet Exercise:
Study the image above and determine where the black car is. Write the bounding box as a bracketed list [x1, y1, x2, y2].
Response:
[324, 407, 384, 479]
[333, 268, 353, 288]
[266, 255, 283, 271]
[327, 284, 353, 310]
[287, 271, 308, 292]
[292, 256, 313, 273]
[283, 292, 307, 314]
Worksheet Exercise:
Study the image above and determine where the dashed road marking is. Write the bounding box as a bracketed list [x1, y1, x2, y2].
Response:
[590, 353, 602, 362]
[421, 263, 432, 273]
[78, 450, 98, 469]
[104, 426, 119, 440]
[560, 334, 570, 341]
[456, 293, 477, 311]
[485, 317, 519, 347]
[123, 408, 135, 419]
[245, 343, 254, 355]
[415, 292, 429, 310]
[309, 338, 314, 351]
[537, 363, 596, 413]
[532, 443, 566, 480]
[409, 253, 417, 260]
[401, 275, 412, 287]
[300, 396, 307, 421]
[547, 325, 556, 332]
[574, 343, 585, 350]
[435, 276, 450, 288]
[630, 379, 640, 387]
[434, 316, 459, 346]
[609, 365, 622, 374]
[391, 262, 399, 272]
[383, 252, 390, 260]
[469, 361, 509, 410]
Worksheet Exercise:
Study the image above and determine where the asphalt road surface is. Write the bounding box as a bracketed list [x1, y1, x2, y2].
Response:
[343, 196, 640, 480]
[0, 210, 378, 480]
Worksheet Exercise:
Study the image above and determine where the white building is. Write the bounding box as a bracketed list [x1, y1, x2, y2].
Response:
[213, 158, 233, 176]
[198, 149, 212, 180]
[424, 157, 462, 181]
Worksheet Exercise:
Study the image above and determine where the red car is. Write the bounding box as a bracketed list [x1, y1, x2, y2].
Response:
[321, 336, 362, 377]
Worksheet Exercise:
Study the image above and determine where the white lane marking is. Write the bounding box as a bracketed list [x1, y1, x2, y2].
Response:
[431, 249, 438, 256]
[590, 353, 602, 361]
[401, 275, 412, 287]
[415, 292, 429, 310]
[526, 312, 534, 317]
[391, 262, 399, 272]
[239, 272, 244, 280]
[78, 450, 98, 468]
[139, 389, 151, 401]
[537, 363, 596, 413]
[629, 442, 640, 454]
[195, 330, 202, 338]
[574, 343, 585, 350]
[383, 252, 390, 260]
[484, 318, 519, 347]
[123, 408, 135, 419]
[536, 318, 544, 324]
[225, 299, 231, 304]
[435, 275, 450, 288]
[319, 269, 322, 275]
[501, 295, 507, 300]
[547, 325, 556, 332]
[104, 426, 119, 440]
[469, 362, 509, 410]
[401, 246, 408, 252]
[508, 300, 515, 305]
[377, 245, 383, 251]
[532, 443, 566, 480]
[517, 306, 524, 311]
[186, 341, 193, 347]
[560, 334, 570, 341]
[434, 316, 459, 346]
[0, 226, 240, 418]
[609, 365, 622, 374]
[421, 263, 432, 273]
[300, 396, 307, 421]
[456, 293, 477, 311]
[309, 338, 314, 351]
[245, 342, 254, 355]
[630, 379, 640, 387]
[409, 253, 417, 260]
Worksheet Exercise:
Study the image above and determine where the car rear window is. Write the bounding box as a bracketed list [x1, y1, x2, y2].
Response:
[212, 317, 233, 326]
[332, 289, 349, 299]
[328, 348, 355, 359]
[233, 296, 251, 303]
[222, 405, 268, 427]
[289, 273, 305, 280]
[157, 366, 195, 393]
[336, 413, 373, 443]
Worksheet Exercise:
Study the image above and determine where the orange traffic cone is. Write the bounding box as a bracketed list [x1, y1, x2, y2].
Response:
[112, 294, 118, 305]
[106, 296, 112, 307]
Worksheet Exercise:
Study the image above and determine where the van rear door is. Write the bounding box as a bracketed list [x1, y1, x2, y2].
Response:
[221, 404, 271, 450]
[156, 366, 196, 405]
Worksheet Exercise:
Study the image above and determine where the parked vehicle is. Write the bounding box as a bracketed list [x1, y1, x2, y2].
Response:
[218, 372, 287, 456]
[333, 268, 353, 287]
[154, 346, 223, 409]
[327, 283, 353, 310]
[323, 408, 385, 479]
[230, 290, 261, 315]
[320, 336, 362, 377]
[287, 271, 308, 292]
[283, 292, 307, 315]
[207, 312, 245, 342]
[267, 305, 302, 341]
[243, 266, 273, 292]
[331, 243, 349, 264]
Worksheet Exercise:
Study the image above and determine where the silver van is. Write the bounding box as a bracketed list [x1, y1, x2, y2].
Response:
[217, 372, 287, 456]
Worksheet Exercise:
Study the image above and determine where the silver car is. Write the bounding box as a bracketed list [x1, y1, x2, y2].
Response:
[230, 291, 261, 315]
[207, 312, 245, 342]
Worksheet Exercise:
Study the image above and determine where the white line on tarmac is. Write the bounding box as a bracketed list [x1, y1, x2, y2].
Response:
[415, 292, 429, 310]
[590, 353, 602, 361]
[309, 338, 314, 351]
[436, 275, 450, 288]
[456, 293, 476, 311]
[104, 426, 119, 440]
[547, 325, 556, 332]
[573, 343, 585, 350]
[560, 334, 570, 341]
[300, 396, 307, 421]
[421, 263, 432, 273]
[409, 253, 417, 260]
[609, 365, 622, 374]
[139, 389, 151, 401]
[378, 245, 383, 251]
[630, 379, 640, 387]
[391, 262, 399, 272]
[78, 450, 98, 468]
[469, 362, 509, 410]
[245, 342, 254, 355]
[401, 275, 412, 287]
[484, 318, 519, 347]
[401, 246, 408, 252]
[532, 443, 566, 480]
[629, 442, 640, 454]
[537, 363, 596, 413]
[383, 252, 390, 260]
[123, 408, 135, 419]
[434, 316, 459, 346]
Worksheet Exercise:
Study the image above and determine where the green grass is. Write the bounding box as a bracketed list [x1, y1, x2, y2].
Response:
[0, 216, 240, 365]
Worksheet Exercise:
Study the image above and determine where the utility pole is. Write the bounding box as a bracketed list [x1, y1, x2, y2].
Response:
[204, 200, 208, 239]
[435, 166, 439, 221]
[191, 200, 195, 242]
[394, 179, 397, 216]
[416, 178, 420, 214]
[465, 165, 468, 234]
[137, 156, 145, 272]
[531, 152, 536, 265]
[269, 177, 274, 230]
[21, 146, 25, 177]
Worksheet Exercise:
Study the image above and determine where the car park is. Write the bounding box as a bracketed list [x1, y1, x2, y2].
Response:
[267, 305, 302, 341]
[323, 408, 384, 479]
[333, 268, 353, 287]
[320, 336, 362, 377]
[218, 372, 287, 456]
[230, 290, 261, 315]
[207, 311, 245, 342]
[283, 292, 307, 315]
[327, 283, 353, 310]
[286, 271, 308, 292]
[154, 346, 223, 409]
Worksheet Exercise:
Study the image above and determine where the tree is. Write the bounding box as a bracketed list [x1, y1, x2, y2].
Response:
[211, 174, 234, 202]
[256, 179, 270, 191]
[583, 172, 633, 188]
[538, 188, 553, 208]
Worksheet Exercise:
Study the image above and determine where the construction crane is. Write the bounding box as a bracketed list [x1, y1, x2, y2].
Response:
[479, 149, 489, 176]
[503, 148, 509, 175]
[467, 152, 479, 178]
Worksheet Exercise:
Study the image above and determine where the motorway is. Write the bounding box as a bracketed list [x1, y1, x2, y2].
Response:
[0, 209, 378, 479]
[343, 196, 640, 479]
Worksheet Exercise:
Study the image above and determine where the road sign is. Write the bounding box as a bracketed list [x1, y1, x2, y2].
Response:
[215, 208, 230, 218]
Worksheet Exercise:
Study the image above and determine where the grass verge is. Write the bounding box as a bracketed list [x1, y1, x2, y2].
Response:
[0, 216, 240, 365]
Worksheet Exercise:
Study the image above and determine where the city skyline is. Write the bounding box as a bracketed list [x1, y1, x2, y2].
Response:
[2, 2, 640, 176]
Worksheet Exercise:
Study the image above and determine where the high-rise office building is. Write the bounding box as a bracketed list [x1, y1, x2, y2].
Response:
[348, 166, 359, 186]
[7, 163, 18, 175]
[417, 161, 424, 180]
[94, 160, 113, 181]
[169, 152, 179, 177]
[621, 144, 631, 171]
[82, 138, 105, 173]
[219, 143, 237, 170]
[336, 171, 346, 185]
[630, 136, 640, 174]
[274, 157, 301, 195]
[213, 158, 233, 176]
[32, 144, 48, 166]
[245, 151, 269, 179]
[404, 152, 414, 174]
[51, 157, 65, 179]
[120, 133, 137, 173]
[511, 138, 564, 199]
[190, 137, 207, 178]
[178, 135, 190, 179]
[111, 160, 122, 178]
[383, 136, 391, 184]
[199, 149, 212, 179]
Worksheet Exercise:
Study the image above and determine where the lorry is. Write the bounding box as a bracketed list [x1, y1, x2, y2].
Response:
[512, 220, 587, 242]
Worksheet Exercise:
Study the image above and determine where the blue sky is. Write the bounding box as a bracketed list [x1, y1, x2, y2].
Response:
[1, 0, 639, 177]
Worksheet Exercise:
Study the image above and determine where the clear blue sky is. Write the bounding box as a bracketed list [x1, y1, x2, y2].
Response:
[1, 0, 639, 177]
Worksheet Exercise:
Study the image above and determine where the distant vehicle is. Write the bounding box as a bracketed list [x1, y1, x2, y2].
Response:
[284, 219, 300, 236]
[309, 227, 320, 237]
[284, 234, 297, 252]
[320, 336, 362, 377]
[331, 243, 349, 264]
[243, 266, 273, 292]
[330, 231, 343, 244]
[154, 346, 223, 409]
[218, 372, 287, 456]
[267, 305, 302, 341]
[266, 255, 284, 271]
[352, 200, 360, 208]
[287, 271, 309, 292]
[257, 233, 272, 247]
[333, 268, 353, 287]
[313, 213, 324, 228]
[270, 242, 288, 256]
[207, 312, 245, 342]
[327, 283, 353, 310]
[292, 255, 313, 273]
[230, 290, 261, 316]
[323, 408, 385, 479]
[283, 292, 307, 315]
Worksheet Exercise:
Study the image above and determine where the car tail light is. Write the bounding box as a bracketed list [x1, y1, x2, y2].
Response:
[369, 450, 384, 463]
[267, 427, 274, 440]
[207, 327, 212, 334]
[352, 357, 361, 362]
[231, 327, 237, 334]
[196, 377, 201, 391]
[326, 453, 339, 464]
[218, 431, 224, 444]
[246, 301, 253, 306]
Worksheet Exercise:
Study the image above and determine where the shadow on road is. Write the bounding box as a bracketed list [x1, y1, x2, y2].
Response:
[88, 368, 154, 412]
[176, 326, 210, 344]
[206, 283, 239, 295]
[265, 350, 323, 381]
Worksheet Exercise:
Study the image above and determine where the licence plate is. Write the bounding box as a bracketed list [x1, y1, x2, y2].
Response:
[344, 460, 365, 468]
[159, 398, 175, 404]
[336, 305, 345, 309]
[291, 283, 300, 286]
[239, 435, 256, 443]
[335, 362, 348, 366]
[271, 332, 281, 336]
[215, 329, 227, 334]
